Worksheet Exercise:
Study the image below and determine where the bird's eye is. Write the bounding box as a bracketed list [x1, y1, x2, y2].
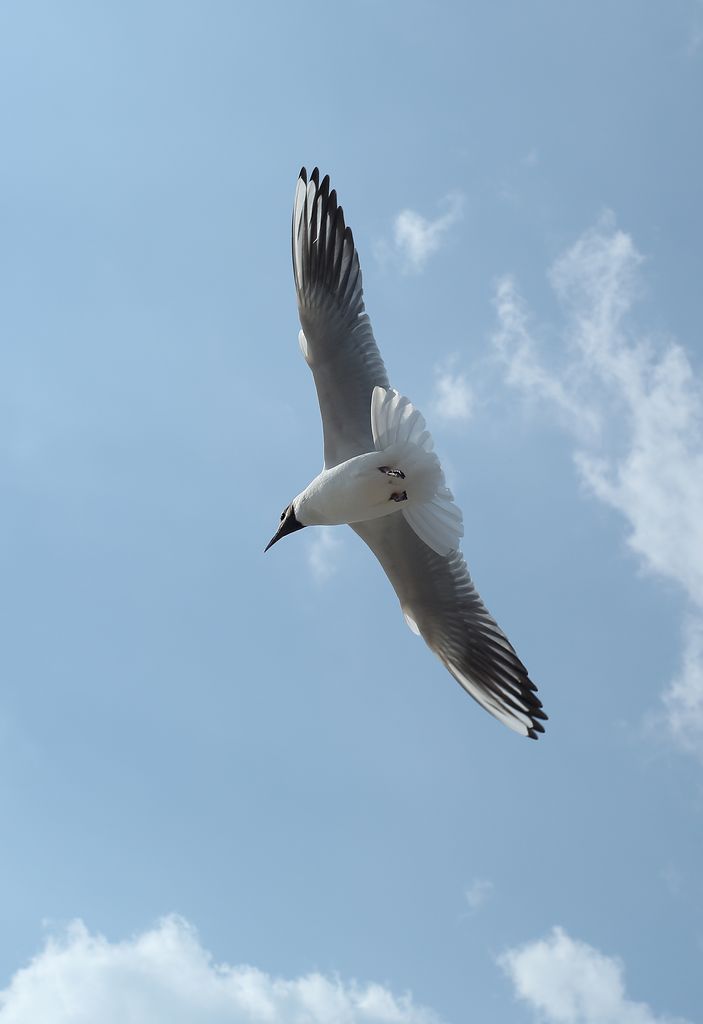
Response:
[280, 510, 286, 521]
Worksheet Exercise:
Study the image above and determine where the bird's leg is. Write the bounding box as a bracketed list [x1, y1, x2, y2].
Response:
[379, 466, 407, 502]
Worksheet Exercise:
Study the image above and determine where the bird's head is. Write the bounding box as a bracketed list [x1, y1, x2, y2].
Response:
[264, 500, 306, 552]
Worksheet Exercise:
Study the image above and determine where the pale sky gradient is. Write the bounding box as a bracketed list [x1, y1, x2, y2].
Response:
[1, 2, 701, 1022]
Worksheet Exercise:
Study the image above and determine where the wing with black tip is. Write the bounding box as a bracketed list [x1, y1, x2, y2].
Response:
[292, 167, 389, 468]
[351, 515, 548, 739]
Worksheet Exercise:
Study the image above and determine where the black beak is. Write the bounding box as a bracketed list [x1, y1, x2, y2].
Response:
[264, 523, 285, 553]
[264, 507, 305, 552]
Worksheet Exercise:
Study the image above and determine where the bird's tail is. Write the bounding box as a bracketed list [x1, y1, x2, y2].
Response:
[371, 387, 464, 556]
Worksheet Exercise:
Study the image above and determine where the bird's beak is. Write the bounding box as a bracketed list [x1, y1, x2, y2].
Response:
[264, 508, 305, 553]
[264, 524, 285, 553]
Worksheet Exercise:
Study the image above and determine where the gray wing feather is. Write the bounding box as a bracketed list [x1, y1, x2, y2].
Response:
[351, 516, 547, 739]
[293, 167, 389, 468]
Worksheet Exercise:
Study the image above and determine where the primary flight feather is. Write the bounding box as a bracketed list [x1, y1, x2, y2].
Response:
[266, 167, 547, 739]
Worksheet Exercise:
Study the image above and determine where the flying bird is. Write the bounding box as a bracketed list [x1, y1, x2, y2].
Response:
[266, 168, 547, 739]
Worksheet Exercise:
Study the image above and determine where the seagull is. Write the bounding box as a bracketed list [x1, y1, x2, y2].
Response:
[265, 168, 547, 739]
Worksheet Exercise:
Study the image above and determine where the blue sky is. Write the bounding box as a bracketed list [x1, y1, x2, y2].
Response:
[1, 2, 702, 1021]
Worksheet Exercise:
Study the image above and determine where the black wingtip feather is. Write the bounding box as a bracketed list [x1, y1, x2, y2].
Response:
[292, 167, 367, 326]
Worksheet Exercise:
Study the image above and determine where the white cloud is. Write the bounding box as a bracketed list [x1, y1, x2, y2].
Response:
[431, 359, 473, 423]
[307, 527, 343, 584]
[463, 878, 493, 912]
[0, 916, 445, 1024]
[662, 616, 703, 755]
[499, 927, 691, 1024]
[492, 214, 703, 756]
[492, 275, 599, 438]
[378, 193, 464, 274]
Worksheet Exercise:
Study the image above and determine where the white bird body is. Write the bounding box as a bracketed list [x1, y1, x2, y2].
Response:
[266, 167, 548, 739]
[295, 446, 439, 527]
[295, 450, 412, 527]
[295, 405, 448, 531]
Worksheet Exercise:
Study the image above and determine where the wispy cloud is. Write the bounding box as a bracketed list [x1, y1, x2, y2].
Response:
[688, 24, 703, 55]
[499, 926, 691, 1024]
[492, 276, 599, 438]
[377, 193, 464, 274]
[431, 358, 474, 423]
[662, 616, 703, 756]
[686, 0, 703, 56]
[660, 861, 684, 899]
[0, 916, 445, 1024]
[307, 528, 343, 584]
[464, 877, 493, 912]
[492, 214, 703, 756]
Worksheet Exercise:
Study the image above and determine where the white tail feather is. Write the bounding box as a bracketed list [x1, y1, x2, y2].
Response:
[371, 387, 434, 452]
[371, 387, 464, 556]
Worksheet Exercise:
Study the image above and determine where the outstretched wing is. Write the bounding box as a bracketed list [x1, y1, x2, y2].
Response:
[351, 515, 547, 739]
[292, 167, 389, 468]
